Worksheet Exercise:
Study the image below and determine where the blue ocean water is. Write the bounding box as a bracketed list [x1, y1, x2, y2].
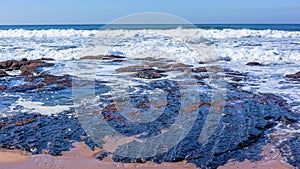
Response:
[0, 24, 300, 31]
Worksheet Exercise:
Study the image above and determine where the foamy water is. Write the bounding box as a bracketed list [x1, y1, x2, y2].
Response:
[0, 27, 300, 115]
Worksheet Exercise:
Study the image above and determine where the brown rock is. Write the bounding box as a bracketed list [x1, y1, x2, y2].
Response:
[192, 67, 207, 73]
[0, 123, 5, 128]
[0, 58, 54, 76]
[285, 71, 300, 79]
[133, 69, 166, 79]
[0, 85, 7, 91]
[0, 60, 16, 70]
[15, 118, 34, 126]
[20, 65, 34, 76]
[146, 63, 189, 72]
[25, 74, 72, 88]
[20, 61, 54, 76]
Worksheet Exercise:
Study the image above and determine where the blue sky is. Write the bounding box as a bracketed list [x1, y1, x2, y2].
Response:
[0, 0, 300, 24]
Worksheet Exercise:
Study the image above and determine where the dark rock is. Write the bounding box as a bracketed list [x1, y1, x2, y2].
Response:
[133, 69, 166, 79]
[280, 136, 300, 168]
[0, 70, 9, 77]
[39, 58, 55, 61]
[100, 81, 297, 168]
[232, 77, 243, 81]
[24, 74, 72, 88]
[79, 55, 125, 60]
[0, 110, 96, 155]
[285, 72, 300, 79]
[246, 62, 261, 66]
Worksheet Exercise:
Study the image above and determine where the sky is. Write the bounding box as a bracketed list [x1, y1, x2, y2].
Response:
[0, 0, 300, 24]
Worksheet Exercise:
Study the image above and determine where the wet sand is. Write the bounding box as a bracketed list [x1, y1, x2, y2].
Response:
[0, 142, 197, 169]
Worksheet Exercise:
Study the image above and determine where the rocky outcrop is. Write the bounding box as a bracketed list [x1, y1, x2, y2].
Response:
[0, 58, 54, 76]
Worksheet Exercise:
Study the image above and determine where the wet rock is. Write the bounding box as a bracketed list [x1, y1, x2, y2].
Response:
[115, 65, 151, 73]
[232, 77, 243, 81]
[280, 136, 300, 168]
[39, 58, 55, 61]
[15, 118, 35, 126]
[25, 74, 72, 87]
[134, 57, 161, 61]
[0, 85, 7, 91]
[192, 67, 207, 73]
[0, 110, 95, 156]
[79, 55, 125, 61]
[192, 75, 208, 81]
[116, 63, 189, 74]
[146, 63, 189, 72]
[0, 58, 54, 75]
[285, 71, 300, 79]
[100, 80, 181, 138]
[133, 69, 166, 79]
[20, 61, 54, 76]
[246, 62, 261, 66]
[0, 70, 9, 77]
[4, 74, 72, 93]
[101, 82, 297, 168]
[0, 60, 17, 70]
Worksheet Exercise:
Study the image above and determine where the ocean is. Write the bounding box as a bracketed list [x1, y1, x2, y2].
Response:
[0, 24, 300, 114]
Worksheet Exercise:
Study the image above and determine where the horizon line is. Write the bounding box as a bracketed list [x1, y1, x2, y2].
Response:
[1, 23, 300, 26]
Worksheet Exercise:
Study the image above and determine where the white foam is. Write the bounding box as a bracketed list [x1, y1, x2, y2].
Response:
[10, 98, 71, 115]
[1, 28, 300, 64]
[0, 29, 97, 38]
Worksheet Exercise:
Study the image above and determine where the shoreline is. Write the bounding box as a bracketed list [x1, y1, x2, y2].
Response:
[0, 142, 294, 169]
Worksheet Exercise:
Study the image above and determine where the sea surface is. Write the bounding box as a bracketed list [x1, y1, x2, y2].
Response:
[0, 24, 300, 116]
